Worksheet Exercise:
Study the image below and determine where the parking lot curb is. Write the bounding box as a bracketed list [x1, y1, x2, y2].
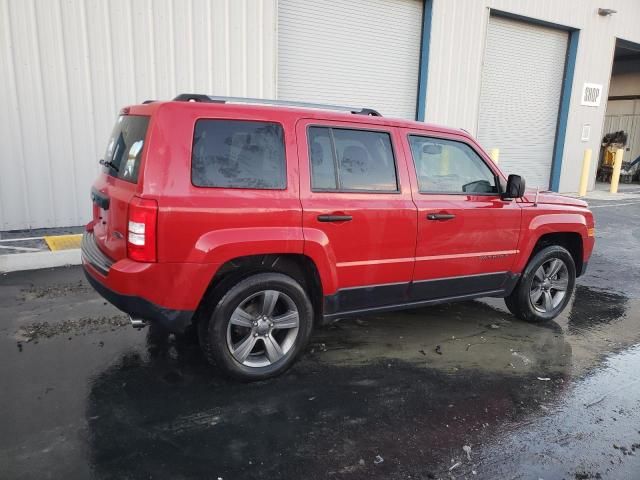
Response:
[0, 249, 81, 273]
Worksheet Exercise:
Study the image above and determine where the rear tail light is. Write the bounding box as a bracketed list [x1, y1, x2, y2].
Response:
[127, 196, 158, 262]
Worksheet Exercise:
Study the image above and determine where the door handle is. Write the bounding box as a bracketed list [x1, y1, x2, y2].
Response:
[427, 213, 456, 221]
[317, 214, 353, 222]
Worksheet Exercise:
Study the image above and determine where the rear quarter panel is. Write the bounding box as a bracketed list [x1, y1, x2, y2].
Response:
[142, 103, 304, 266]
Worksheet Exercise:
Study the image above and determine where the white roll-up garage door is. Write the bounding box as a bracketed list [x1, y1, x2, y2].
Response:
[277, 0, 423, 119]
[477, 16, 568, 189]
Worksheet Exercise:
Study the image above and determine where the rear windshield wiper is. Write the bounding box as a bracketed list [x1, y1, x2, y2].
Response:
[99, 158, 119, 172]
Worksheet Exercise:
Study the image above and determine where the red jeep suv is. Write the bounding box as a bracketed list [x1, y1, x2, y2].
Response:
[82, 94, 595, 380]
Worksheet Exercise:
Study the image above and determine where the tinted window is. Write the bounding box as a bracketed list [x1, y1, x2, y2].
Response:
[408, 136, 498, 194]
[309, 127, 337, 189]
[103, 115, 150, 183]
[308, 127, 397, 192]
[192, 120, 286, 189]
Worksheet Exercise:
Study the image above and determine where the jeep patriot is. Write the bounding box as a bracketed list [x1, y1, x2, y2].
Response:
[82, 94, 595, 380]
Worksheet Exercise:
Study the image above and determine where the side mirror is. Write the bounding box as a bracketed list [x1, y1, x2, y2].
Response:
[502, 174, 525, 199]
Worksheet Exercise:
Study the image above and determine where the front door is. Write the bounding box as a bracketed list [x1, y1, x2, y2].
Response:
[297, 119, 417, 314]
[401, 130, 522, 300]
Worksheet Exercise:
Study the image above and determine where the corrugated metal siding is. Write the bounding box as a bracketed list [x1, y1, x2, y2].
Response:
[0, 0, 276, 231]
[277, 0, 423, 119]
[477, 16, 568, 189]
[425, 0, 640, 192]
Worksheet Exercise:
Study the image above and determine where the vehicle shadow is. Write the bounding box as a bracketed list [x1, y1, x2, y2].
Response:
[86, 300, 573, 479]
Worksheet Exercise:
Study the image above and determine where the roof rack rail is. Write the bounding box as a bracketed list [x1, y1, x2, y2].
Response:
[172, 94, 382, 117]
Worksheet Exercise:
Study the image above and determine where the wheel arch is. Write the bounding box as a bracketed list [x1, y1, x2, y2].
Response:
[515, 212, 588, 276]
[523, 232, 584, 276]
[193, 253, 325, 328]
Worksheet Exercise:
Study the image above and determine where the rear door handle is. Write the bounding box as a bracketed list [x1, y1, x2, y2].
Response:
[427, 213, 456, 221]
[317, 214, 353, 222]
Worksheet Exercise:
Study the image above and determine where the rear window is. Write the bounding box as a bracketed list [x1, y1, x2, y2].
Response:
[191, 120, 286, 189]
[103, 115, 150, 183]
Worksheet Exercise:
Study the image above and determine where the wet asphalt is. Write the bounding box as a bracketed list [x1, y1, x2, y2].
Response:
[2, 200, 640, 480]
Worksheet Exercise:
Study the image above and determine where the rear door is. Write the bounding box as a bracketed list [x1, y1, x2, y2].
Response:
[297, 119, 417, 313]
[401, 129, 522, 299]
[92, 114, 150, 260]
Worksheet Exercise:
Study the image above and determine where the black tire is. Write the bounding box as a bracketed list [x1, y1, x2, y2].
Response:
[505, 245, 576, 323]
[198, 272, 313, 381]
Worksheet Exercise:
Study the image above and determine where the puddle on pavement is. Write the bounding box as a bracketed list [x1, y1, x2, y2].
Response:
[566, 285, 629, 334]
[311, 284, 639, 379]
[3, 273, 640, 479]
[474, 344, 640, 479]
[78, 331, 573, 480]
[313, 301, 572, 377]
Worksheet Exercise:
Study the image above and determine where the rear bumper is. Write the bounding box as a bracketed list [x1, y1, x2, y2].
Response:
[81, 232, 209, 333]
[83, 267, 194, 332]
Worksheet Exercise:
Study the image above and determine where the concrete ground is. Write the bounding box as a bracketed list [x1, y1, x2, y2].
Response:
[583, 182, 640, 202]
[0, 226, 84, 255]
[1, 198, 640, 479]
[0, 226, 83, 274]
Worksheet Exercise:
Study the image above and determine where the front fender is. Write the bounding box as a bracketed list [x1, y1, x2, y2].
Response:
[514, 213, 589, 272]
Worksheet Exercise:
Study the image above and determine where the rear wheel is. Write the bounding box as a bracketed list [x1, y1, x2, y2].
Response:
[199, 272, 313, 381]
[505, 245, 576, 323]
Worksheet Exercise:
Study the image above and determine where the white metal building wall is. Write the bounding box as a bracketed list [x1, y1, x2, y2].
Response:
[277, 0, 423, 119]
[0, 0, 277, 231]
[477, 16, 568, 189]
[425, 0, 640, 192]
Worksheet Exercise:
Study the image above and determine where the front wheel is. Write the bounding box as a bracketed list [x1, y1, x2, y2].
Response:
[505, 245, 576, 323]
[199, 272, 314, 381]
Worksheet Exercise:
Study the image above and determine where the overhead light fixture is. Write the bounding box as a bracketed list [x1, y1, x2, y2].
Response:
[598, 8, 617, 16]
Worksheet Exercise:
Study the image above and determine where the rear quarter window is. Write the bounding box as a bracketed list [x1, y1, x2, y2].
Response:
[191, 120, 286, 189]
[103, 115, 150, 183]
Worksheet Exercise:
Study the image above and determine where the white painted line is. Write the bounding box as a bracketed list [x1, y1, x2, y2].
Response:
[0, 249, 81, 273]
[0, 245, 42, 252]
[0, 236, 45, 242]
[590, 201, 640, 208]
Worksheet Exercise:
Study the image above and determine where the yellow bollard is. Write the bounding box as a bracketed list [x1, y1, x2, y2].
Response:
[577, 149, 592, 197]
[610, 148, 624, 194]
[489, 148, 500, 164]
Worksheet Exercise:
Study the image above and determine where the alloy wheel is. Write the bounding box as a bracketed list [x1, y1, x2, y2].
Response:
[226, 290, 300, 367]
[529, 258, 569, 313]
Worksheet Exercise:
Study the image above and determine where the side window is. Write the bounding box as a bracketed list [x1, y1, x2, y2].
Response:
[308, 127, 398, 192]
[192, 120, 286, 189]
[408, 136, 498, 194]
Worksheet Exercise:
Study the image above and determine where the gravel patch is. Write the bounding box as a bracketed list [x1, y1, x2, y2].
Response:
[18, 315, 130, 341]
